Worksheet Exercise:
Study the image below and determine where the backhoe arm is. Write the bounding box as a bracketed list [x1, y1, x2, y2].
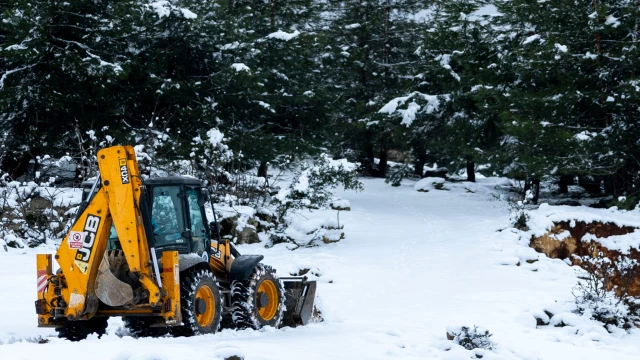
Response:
[37, 146, 162, 322]
[97, 146, 161, 306]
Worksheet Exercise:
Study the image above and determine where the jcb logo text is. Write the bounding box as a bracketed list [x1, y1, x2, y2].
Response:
[74, 215, 101, 263]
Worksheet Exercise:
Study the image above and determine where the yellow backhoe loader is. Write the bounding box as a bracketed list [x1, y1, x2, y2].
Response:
[35, 145, 316, 340]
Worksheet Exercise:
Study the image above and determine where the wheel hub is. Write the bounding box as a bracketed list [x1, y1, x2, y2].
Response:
[195, 285, 216, 327]
[256, 279, 279, 321]
[196, 298, 206, 315]
[257, 292, 269, 309]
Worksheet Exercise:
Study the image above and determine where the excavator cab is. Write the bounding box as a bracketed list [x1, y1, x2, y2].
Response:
[145, 177, 211, 259]
[82, 177, 213, 258]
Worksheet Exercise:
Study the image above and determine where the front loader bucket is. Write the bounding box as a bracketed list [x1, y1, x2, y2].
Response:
[280, 277, 317, 327]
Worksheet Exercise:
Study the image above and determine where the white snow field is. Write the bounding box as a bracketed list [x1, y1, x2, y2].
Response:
[2, 178, 640, 359]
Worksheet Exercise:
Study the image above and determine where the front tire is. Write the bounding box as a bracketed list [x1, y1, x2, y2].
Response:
[56, 317, 108, 341]
[174, 268, 222, 336]
[231, 264, 285, 329]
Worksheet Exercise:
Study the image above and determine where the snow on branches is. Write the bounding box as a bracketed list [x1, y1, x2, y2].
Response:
[379, 92, 448, 127]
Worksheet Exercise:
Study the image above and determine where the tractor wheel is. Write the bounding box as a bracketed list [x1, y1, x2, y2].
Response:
[173, 268, 222, 336]
[122, 317, 169, 338]
[56, 316, 108, 341]
[231, 264, 285, 329]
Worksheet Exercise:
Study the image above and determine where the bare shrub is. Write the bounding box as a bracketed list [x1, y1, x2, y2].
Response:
[573, 253, 640, 330]
[446, 325, 495, 351]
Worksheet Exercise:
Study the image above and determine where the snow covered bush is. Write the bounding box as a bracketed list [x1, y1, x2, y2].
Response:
[414, 177, 446, 192]
[272, 155, 362, 224]
[269, 155, 362, 246]
[72, 125, 116, 183]
[508, 200, 529, 231]
[573, 255, 640, 330]
[385, 163, 413, 187]
[446, 325, 495, 351]
[190, 128, 234, 172]
[184, 151, 362, 249]
[0, 177, 81, 248]
[608, 195, 640, 211]
[279, 217, 345, 249]
[190, 129, 270, 208]
[132, 125, 233, 179]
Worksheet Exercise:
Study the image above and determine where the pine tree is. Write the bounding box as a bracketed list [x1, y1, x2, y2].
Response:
[425, 0, 501, 181]
[377, 0, 500, 180]
[491, 0, 640, 195]
[117, 0, 221, 159]
[324, 0, 430, 176]
[0, 0, 138, 176]
[204, 0, 330, 173]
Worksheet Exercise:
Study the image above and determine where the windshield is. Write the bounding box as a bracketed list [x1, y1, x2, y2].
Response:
[151, 186, 187, 247]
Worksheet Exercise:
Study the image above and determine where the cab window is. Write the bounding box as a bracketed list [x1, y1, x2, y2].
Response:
[186, 188, 208, 255]
[151, 186, 187, 247]
[107, 225, 119, 250]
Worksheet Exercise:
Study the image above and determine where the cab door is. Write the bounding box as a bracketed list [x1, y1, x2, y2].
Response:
[185, 187, 211, 260]
[150, 185, 189, 251]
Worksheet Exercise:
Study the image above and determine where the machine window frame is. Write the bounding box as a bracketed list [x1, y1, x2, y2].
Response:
[149, 185, 190, 250]
[185, 186, 211, 257]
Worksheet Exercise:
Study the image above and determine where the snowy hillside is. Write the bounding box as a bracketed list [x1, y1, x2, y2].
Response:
[2, 178, 640, 359]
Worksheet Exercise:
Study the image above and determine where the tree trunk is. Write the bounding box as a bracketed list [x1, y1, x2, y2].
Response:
[523, 178, 531, 199]
[32, 157, 39, 181]
[532, 178, 541, 204]
[559, 175, 571, 194]
[384, 0, 390, 86]
[361, 130, 375, 175]
[612, 163, 638, 197]
[378, 146, 389, 178]
[414, 155, 426, 177]
[11, 152, 31, 180]
[613, 170, 623, 197]
[257, 161, 268, 179]
[466, 160, 475, 182]
[411, 140, 427, 177]
[357, 1, 368, 88]
[270, 0, 277, 30]
[603, 175, 614, 195]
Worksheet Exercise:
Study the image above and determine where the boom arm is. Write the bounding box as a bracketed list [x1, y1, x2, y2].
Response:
[97, 146, 161, 306]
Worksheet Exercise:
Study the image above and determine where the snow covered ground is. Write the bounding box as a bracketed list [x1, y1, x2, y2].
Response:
[2, 178, 640, 359]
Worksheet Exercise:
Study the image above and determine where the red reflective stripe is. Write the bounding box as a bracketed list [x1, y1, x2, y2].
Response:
[37, 275, 48, 292]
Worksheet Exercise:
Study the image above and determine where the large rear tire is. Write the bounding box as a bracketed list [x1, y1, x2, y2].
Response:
[56, 317, 108, 341]
[173, 268, 222, 336]
[231, 264, 285, 329]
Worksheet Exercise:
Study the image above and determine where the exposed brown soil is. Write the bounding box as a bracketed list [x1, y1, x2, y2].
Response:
[531, 221, 640, 296]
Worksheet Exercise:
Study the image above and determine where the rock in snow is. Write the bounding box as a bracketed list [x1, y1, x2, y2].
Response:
[331, 198, 351, 211]
[414, 177, 446, 192]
